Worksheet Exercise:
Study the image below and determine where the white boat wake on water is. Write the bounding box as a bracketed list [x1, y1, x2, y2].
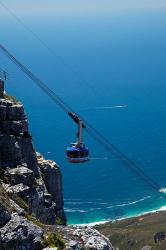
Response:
[81, 105, 128, 112]
[95, 105, 128, 110]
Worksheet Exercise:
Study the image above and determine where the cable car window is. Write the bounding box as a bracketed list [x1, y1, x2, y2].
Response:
[84, 150, 89, 157]
[79, 150, 84, 157]
[70, 151, 79, 158]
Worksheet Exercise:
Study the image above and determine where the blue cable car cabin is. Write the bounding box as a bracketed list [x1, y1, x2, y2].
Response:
[66, 113, 89, 163]
[67, 142, 89, 163]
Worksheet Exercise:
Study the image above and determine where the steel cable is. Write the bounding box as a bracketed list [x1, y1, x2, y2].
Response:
[0, 43, 161, 193]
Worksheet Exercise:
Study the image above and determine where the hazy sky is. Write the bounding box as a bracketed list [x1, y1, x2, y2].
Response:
[1, 0, 166, 16]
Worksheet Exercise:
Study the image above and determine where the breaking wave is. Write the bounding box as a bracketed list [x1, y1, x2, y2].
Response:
[107, 196, 151, 209]
[65, 201, 109, 205]
[64, 208, 88, 213]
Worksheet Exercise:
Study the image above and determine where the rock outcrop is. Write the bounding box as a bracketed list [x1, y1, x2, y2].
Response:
[0, 82, 113, 249]
[0, 213, 43, 250]
[38, 156, 65, 222]
[0, 83, 66, 225]
[55, 226, 114, 250]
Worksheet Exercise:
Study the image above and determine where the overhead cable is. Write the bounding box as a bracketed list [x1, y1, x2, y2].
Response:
[0, 43, 161, 193]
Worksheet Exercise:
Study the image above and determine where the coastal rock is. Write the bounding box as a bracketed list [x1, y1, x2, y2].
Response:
[0, 87, 113, 250]
[11, 120, 28, 134]
[0, 95, 66, 225]
[4, 183, 30, 200]
[16, 136, 39, 176]
[0, 213, 43, 250]
[28, 191, 57, 225]
[39, 158, 66, 224]
[7, 166, 35, 187]
[0, 98, 39, 176]
[0, 120, 28, 134]
[74, 227, 112, 250]
[7, 104, 26, 121]
[67, 240, 79, 249]
[56, 226, 113, 250]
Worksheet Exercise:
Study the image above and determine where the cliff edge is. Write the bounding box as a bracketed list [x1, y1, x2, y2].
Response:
[0, 79, 66, 226]
[0, 80, 113, 250]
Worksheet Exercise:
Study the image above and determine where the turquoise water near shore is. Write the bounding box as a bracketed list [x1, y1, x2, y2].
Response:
[1, 7, 166, 224]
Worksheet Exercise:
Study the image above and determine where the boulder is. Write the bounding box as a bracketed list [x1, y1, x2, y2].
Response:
[0, 213, 43, 250]
[57, 225, 113, 250]
[66, 240, 79, 250]
[72, 227, 113, 250]
[4, 183, 30, 200]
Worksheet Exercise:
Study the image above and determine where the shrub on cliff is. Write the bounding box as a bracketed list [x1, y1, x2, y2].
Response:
[43, 232, 65, 249]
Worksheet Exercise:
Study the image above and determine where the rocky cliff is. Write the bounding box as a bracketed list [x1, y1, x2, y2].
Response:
[0, 79, 66, 226]
[0, 80, 113, 250]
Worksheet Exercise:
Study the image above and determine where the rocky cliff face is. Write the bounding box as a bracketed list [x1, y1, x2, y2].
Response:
[0, 81, 113, 250]
[0, 80, 66, 226]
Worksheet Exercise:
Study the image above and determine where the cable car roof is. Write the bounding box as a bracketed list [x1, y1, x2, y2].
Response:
[67, 147, 89, 152]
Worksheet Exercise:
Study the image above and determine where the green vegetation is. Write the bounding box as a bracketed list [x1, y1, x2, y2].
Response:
[25, 213, 45, 228]
[56, 217, 63, 225]
[12, 195, 28, 212]
[0, 184, 12, 213]
[43, 232, 65, 249]
[96, 212, 166, 250]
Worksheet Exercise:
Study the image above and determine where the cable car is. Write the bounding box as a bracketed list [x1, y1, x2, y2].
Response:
[67, 142, 89, 163]
[66, 112, 89, 163]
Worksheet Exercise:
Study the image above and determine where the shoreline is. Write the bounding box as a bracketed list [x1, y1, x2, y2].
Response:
[68, 204, 166, 227]
[95, 207, 166, 249]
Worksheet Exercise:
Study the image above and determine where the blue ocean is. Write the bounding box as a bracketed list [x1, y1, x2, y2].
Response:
[1, 4, 166, 224]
